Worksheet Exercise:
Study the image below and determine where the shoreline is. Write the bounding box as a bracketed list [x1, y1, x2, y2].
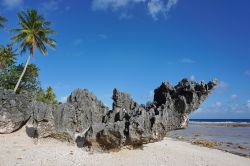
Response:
[168, 123, 250, 158]
[0, 127, 250, 166]
[190, 122, 250, 127]
[173, 136, 250, 158]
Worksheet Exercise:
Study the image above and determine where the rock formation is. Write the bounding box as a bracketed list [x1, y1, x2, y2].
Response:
[0, 88, 32, 133]
[0, 79, 217, 150]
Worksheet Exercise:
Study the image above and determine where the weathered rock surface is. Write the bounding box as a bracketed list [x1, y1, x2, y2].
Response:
[0, 88, 33, 134]
[0, 79, 217, 150]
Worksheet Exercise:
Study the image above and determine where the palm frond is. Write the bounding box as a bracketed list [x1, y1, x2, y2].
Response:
[0, 16, 7, 28]
[11, 9, 56, 56]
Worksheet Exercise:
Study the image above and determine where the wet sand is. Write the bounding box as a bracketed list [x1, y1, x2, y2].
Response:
[168, 123, 250, 158]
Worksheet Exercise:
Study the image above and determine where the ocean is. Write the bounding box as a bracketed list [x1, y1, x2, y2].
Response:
[190, 119, 250, 123]
[167, 119, 250, 157]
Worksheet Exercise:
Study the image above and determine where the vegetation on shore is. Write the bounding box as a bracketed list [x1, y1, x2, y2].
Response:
[37, 86, 57, 104]
[11, 9, 56, 92]
[0, 10, 57, 104]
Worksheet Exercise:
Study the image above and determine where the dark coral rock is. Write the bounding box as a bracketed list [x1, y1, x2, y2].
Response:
[0, 79, 217, 151]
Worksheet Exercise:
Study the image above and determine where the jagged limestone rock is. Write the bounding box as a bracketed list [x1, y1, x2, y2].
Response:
[0, 79, 217, 150]
[0, 88, 33, 133]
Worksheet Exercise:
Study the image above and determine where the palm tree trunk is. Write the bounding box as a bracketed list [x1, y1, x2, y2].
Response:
[14, 55, 31, 92]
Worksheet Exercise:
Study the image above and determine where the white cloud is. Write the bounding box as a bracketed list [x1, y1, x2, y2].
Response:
[72, 39, 83, 46]
[53, 82, 70, 90]
[213, 101, 222, 108]
[190, 75, 195, 81]
[60, 96, 68, 103]
[147, 0, 165, 20]
[92, 0, 178, 20]
[216, 81, 229, 90]
[149, 90, 154, 97]
[166, 0, 178, 11]
[41, 0, 71, 13]
[247, 100, 250, 109]
[2, 0, 22, 9]
[147, 0, 178, 20]
[194, 108, 203, 114]
[92, 0, 144, 10]
[180, 58, 196, 64]
[65, 6, 71, 11]
[71, 51, 85, 57]
[245, 70, 250, 76]
[230, 94, 238, 100]
[98, 34, 108, 39]
[141, 90, 154, 100]
[199, 100, 250, 115]
[231, 101, 250, 113]
[119, 12, 133, 19]
[42, 0, 61, 11]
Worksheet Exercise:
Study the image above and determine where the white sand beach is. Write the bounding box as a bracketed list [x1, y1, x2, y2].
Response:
[0, 127, 249, 166]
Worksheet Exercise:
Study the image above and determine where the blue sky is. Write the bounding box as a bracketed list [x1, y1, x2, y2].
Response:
[0, 0, 250, 118]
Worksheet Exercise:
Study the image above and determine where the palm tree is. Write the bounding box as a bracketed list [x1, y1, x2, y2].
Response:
[0, 44, 17, 69]
[0, 16, 7, 28]
[11, 9, 56, 92]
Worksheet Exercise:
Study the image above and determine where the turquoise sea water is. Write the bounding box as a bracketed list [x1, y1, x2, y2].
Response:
[167, 119, 250, 157]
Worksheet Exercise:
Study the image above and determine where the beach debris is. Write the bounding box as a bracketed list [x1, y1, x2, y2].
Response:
[191, 140, 223, 148]
[238, 145, 247, 150]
